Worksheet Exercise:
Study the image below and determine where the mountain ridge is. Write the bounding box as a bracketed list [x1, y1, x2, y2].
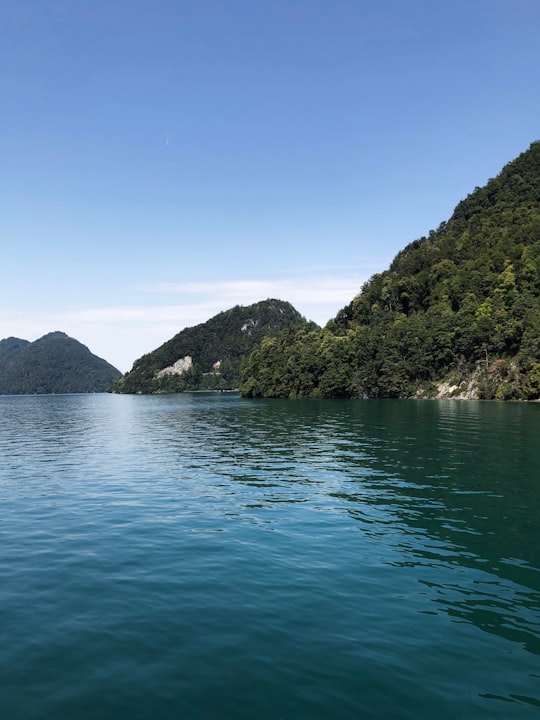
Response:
[0, 332, 122, 394]
[113, 298, 315, 393]
[240, 141, 540, 400]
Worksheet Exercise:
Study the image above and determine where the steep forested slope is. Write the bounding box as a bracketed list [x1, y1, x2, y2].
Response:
[0, 332, 122, 394]
[113, 299, 314, 393]
[240, 141, 540, 400]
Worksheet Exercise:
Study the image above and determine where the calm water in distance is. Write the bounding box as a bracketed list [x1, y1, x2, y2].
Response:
[0, 393, 539, 719]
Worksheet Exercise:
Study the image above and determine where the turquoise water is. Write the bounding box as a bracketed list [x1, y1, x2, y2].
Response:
[0, 393, 539, 719]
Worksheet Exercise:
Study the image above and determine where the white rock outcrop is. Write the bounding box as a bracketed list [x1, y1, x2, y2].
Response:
[156, 355, 193, 378]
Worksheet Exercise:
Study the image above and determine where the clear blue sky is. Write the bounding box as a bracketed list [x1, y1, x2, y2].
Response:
[1, 0, 539, 371]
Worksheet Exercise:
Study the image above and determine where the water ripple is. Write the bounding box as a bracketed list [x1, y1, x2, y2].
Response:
[0, 393, 539, 719]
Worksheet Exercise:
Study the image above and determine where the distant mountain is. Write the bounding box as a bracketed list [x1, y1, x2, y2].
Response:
[0, 331, 122, 394]
[0, 337, 30, 364]
[240, 141, 540, 400]
[113, 299, 315, 394]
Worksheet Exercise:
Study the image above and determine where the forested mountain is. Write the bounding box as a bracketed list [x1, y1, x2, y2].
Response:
[0, 337, 30, 364]
[240, 141, 540, 400]
[0, 332, 122, 394]
[113, 299, 314, 394]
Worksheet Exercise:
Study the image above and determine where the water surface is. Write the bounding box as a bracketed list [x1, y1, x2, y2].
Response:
[0, 394, 539, 718]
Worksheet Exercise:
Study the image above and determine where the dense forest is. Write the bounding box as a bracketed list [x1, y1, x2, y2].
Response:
[240, 141, 540, 400]
[113, 299, 314, 393]
[0, 332, 121, 394]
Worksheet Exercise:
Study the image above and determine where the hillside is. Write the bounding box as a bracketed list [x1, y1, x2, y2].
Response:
[0, 337, 30, 364]
[240, 141, 540, 400]
[113, 299, 315, 394]
[0, 332, 122, 394]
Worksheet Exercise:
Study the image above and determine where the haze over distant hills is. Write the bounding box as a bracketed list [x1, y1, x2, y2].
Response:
[0, 332, 122, 394]
[113, 299, 314, 394]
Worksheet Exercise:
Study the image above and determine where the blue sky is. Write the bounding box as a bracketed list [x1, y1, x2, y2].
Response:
[1, 0, 539, 371]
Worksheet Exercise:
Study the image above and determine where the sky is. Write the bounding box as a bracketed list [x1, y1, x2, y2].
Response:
[1, 0, 539, 372]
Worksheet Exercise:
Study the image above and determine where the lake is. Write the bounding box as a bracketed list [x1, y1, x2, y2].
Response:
[0, 393, 539, 719]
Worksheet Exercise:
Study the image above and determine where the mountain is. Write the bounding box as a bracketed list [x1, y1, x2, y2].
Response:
[0, 331, 122, 394]
[240, 141, 540, 400]
[0, 337, 30, 364]
[113, 299, 314, 394]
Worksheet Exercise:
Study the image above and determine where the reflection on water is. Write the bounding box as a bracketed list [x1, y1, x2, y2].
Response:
[0, 393, 539, 718]
[129, 395, 540, 665]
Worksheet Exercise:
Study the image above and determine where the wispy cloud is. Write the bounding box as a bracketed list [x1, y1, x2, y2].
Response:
[136, 275, 365, 307]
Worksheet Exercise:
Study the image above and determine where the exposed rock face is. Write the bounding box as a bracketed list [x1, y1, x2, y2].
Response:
[241, 319, 259, 333]
[156, 356, 193, 377]
[431, 360, 523, 401]
[433, 378, 480, 400]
